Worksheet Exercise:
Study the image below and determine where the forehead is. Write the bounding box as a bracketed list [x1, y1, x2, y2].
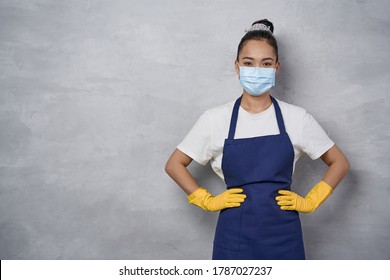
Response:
[239, 39, 276, 59]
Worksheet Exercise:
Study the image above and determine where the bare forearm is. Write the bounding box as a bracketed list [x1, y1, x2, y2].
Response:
[321, 162, 349, 189]
[320, 145, 350, 190]
[165, 156, 201, 195]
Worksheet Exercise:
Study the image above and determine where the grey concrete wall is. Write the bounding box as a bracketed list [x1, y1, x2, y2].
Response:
[0, 0, 389, 259]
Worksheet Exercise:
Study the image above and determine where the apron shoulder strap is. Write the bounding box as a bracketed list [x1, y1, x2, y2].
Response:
[271, 96, 287, 134]
[228, 96, 242, 140]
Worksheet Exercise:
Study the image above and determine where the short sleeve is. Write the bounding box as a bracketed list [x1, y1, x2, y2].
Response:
[301, 111, 335, 160]
[177, 111, 213, 165]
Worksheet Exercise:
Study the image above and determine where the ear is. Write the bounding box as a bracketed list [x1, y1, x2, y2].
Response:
[234, 60, 240, 76]
[275, 61, 281, 75]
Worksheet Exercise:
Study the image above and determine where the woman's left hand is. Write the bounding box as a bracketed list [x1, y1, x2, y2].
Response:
[275, 180, 333, 213]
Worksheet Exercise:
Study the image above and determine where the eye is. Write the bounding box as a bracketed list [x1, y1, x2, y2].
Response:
[243, 61, 253, 66]
[263, 62, 272, 66]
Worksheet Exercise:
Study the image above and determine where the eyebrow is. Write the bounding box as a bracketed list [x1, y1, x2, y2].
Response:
[242, 57, 274, 61]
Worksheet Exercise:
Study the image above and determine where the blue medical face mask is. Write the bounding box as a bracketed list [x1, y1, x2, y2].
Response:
[239, 66, 276, 96]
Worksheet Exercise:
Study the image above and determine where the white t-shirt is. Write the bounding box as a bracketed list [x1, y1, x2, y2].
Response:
[177, 97, 334, 181]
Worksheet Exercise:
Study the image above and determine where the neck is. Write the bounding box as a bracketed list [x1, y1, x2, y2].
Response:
[240, 91, 272, 114]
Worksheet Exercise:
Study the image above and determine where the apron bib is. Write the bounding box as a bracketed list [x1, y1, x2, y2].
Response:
[212, 95, 305, 260]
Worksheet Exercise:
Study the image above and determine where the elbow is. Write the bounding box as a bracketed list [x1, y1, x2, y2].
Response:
[346, 158, 351, 174]
[165, 149, 190, 177]
[165, 160, 173, 176]
[165, 157, 179, 177]
[342, 156, 351, 176]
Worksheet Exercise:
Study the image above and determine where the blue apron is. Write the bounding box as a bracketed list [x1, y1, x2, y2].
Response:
[212, 95, 305, 260]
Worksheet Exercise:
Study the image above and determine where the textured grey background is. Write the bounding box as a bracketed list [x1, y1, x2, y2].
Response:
[0, 0, 389, 260]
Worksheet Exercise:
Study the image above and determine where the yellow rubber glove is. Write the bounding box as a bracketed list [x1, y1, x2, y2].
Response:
[275, 180, 333, 213]
[187, 187, 246, 212]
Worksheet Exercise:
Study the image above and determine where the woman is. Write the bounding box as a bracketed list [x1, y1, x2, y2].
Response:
[165, 19, 350, 260]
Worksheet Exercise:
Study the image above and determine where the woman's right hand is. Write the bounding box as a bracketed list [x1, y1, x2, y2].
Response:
[187, 187, 246, 212]
[165, 149, 246, 211]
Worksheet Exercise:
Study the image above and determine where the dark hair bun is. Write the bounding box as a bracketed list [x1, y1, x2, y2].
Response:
[252, 19, 274, 33]
[237, 18, 278, 62]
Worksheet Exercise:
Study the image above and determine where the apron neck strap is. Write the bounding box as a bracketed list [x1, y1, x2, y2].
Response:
[227, 95, 287, 140]
[271, 96, 287, 135]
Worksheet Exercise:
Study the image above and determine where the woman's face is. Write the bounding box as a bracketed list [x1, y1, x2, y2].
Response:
[235, 39, 280, 75]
